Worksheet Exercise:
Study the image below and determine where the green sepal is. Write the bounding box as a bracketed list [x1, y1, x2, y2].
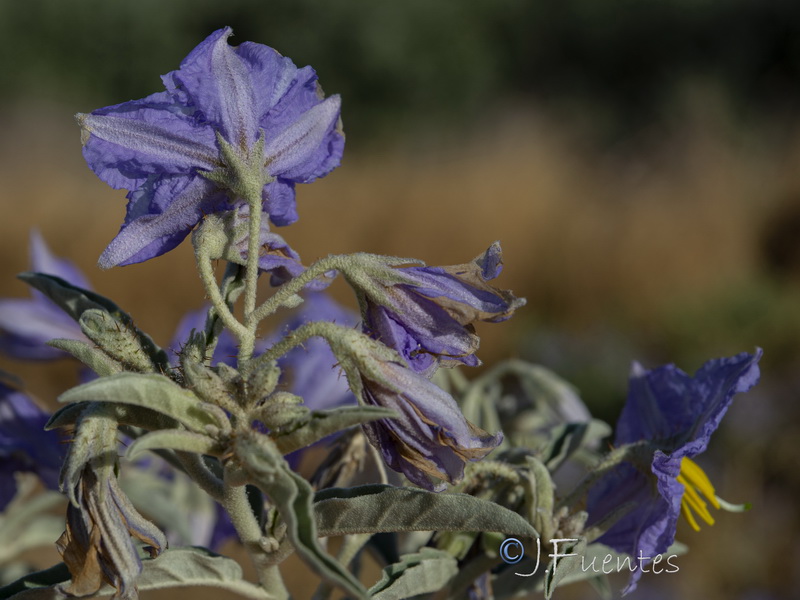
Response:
[272, 405, 397, 455]
[58, 373, 230, 435]
[46, 339, 122, 377]
[126, 430, 223, 461]
[314, 485, 539, 538]
[58, 402, 120, 506]
[18, 272, 168, 373]
[234, 431, 367, 599]
[368, 548, 458, 600]
[0, 548, 273, 600]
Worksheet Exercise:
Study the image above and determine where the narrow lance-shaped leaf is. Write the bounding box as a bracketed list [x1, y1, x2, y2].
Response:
[368, 548, 458, 600]
[58, 373, 229, 435]
[314, 485, 539, 538]
[0, 548, 273, 600]
[126, 430, 223, 461]
[47, 339, 122, 377]
[234, 431, 367, 599]
[18, 272, 168, 372]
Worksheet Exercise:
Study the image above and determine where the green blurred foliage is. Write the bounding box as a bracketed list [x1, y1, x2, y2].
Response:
[3, 0, 800, 146]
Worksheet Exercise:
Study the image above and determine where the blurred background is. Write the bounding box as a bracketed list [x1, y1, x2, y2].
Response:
[1, 1, 799, 598]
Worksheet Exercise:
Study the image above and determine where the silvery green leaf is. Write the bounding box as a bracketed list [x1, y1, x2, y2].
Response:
[126, 430, 222, 460]
[272, 406, 397, 455]
[523, 456, 556, 542]
[18, 272, 123, 321]
[47, 339, 122, 377]
[314, 485, 538, 538]
[0, 490, 65, 564]
[58, 373, 229, 434]
[543, 538, 586, 600]
[0, 564, 71, 599]
[47, 401, 170, 433]
[2, 548, 273, 599]
[79, 309, 165, 374]
[368, 548, 458, 600]
[235, 431, 367, 599]
[541, 420, 612, 472]
[18, 272, 168, 373]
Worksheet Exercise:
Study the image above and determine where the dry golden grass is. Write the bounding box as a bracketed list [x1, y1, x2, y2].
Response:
[0, 105, 787, 384]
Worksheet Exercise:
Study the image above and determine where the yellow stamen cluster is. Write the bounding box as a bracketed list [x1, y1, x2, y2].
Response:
[677, 456, 721, 531]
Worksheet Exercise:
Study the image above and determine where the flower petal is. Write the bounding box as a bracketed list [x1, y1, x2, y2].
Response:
[263, 95, 343, 180]
[616, 350, 762, 452]
[168, 27, 259, 149]
[79, 110, 218, 180]
[99, 177, 228, 268]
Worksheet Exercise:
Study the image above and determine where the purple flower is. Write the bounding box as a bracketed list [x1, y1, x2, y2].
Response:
[0, 231, 89, 360]
[355, 355, 502, 491]
[586, 350, 762, 594]
[0, 377, 65, 509]
[78, 27, 343, 268]
[356, 243, 524, 377]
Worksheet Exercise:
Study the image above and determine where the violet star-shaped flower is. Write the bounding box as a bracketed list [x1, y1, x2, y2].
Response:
[586, 350, 762, 594]
[0, 231, 89, 360]
[78, 26, 343, 268]
[0, 376, 65, 509]
[354, 243, 525, 377]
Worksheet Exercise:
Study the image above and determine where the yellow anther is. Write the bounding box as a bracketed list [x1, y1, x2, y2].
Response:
[677, 456, 721, 531]
[680, 456, 721, 509]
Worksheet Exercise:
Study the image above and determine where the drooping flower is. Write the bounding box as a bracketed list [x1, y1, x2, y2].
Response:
[0, 376, 65, 509]
[586, 350, 762, 594]
[350, 243, 524, 377]
[0, 231, 89, 360]
[360, 359, 502, 491]
[78, 27, 343, 268]
[332, 332, 502, 491]
[58, 467, 167, 600]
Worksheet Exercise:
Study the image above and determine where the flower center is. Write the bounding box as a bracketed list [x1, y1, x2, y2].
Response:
[676, 456, 721, 531]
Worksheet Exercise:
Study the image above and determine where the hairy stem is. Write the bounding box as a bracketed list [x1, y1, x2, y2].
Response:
[224, 478, 289, 599]
[240, 197, 264, 362]
[251, 254, 346, 324]
[196, 247, 249, 341]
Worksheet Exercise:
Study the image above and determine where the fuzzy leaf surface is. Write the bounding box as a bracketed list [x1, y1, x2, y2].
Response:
[58, 373, 229, 434]
[314, 485, 539, 537]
